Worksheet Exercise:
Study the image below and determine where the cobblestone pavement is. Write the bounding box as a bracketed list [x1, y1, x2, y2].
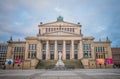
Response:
[0, 69, 120, 79]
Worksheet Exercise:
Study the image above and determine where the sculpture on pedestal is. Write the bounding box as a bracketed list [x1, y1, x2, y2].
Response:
[55, 51, 65, 67]
[58, 52, 62, 60]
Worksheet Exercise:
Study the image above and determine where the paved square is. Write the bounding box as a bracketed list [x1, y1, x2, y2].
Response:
[0, 69, 120, 79]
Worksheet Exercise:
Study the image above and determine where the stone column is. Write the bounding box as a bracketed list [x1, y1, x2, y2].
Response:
[6, 44, 13, 59]
[25, 42, 29, 60]
[37, 40, 42, 60]
[70, 40, 74, 59]
[46, 40, 50, 60]
[78, 40, 83, 59]
[54, 40, 58, 60]
[91, 43, 95, 59]
[62, 40, 66, 60]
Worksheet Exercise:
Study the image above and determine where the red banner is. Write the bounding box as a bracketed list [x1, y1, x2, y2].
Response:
[15, 59, 22, 64]
[96, 59, 104, 65]
[105, 58, 113, 64]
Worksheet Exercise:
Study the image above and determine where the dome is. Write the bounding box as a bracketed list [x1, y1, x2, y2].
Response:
[57, 16, 63, 21]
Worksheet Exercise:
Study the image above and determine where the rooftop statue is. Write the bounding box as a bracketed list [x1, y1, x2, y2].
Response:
[57, 16, 63, 21]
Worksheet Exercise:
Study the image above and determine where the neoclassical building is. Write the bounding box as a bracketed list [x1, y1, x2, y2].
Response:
[5, 16, 113, 69]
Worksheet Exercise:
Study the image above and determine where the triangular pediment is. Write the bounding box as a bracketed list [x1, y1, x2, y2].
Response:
[43, 31, 80, 36]
[40, 21, 80, 27]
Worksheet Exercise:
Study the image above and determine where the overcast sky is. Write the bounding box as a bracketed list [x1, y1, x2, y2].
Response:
[0, 0, 120, 47]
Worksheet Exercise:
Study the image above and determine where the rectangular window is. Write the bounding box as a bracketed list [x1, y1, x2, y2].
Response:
[28, 51, 30, 58]
[58, 44, 62, 50]
[66, 44, 70, 50]
[74, 44, 78, 50]
[22, 47, 24, 52]
[43, 44, 46, 50]
[70, 28, 72, 32]
[83, 51, 87, 57]
[42, 51, 46, 60]
[73, 28, 74, 32]
[31, 51, 36, 58]
[29, 44, 37, 50]
[83, 44, 91, 50]
[96, 53, 98, 58]
[50, 44, 54, 50]
[17, 47, 19, 52]
[49, 28, 50, 32]
[0, 46, 1, 51]
[74, 51, 78, 59]
[46, 28, 47, 32]
[50, 51, 54, 60]
[29, 44, 32, 50]
[54, 28, 56, 31]
[32, 45, 34, 50]
[67, 28, 69, 31]
[65, 28, 66, 31]
[51, 28, 53, 31]
[95, 46, 105, 52]
[66, 51, 70, 59]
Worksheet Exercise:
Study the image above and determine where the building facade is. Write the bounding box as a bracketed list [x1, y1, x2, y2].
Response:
[5, 16, 113, 69]
[112, 48, 120, 68]
[0, 43, 8, 68]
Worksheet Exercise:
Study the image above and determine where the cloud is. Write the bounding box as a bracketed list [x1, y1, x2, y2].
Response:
[18, 0, 56, 10]
[54, 7, 62, 13]
[0, 24, 14, 33]
[0, 0, 120, 47]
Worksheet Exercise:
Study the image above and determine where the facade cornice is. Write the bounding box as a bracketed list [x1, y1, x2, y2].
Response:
[8, 41, 26, 44]
[94, 41, 111, 43]
[83, 36, 94, 40]
[40, 35, 82, 37]
[25, 36, 38, 40]
[38, 36, 82, 40]
[42, 30, 81, 36]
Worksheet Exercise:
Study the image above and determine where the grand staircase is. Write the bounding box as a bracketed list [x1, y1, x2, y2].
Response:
[36, 60, 84, 69]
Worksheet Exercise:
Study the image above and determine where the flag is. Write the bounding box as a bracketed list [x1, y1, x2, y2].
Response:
[96, 59, 104, 65]
[15, 59, 22, 64]
[5, 59, 13, 65]
[105, 58, 113, 64]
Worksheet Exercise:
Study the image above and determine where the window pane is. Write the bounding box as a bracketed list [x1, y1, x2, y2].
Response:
[66, 44, 70, 50]
[43, 44, 46, 50]
[74, 44, 78, 50]
[58, 44, 62, 50]
[50, 44, 54, 50]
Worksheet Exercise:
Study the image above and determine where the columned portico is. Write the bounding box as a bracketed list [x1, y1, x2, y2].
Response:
[40, 40, 81, 60]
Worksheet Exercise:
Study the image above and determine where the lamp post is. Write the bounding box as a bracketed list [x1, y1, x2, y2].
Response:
[104, 63, 106, 69]
[99, 64, 101, 68]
